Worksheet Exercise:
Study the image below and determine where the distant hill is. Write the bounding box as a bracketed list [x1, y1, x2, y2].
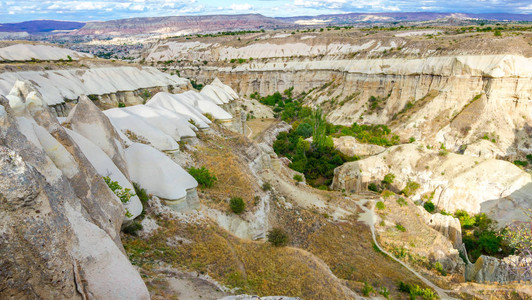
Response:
[0, 20, 85, 34]
[74, 14, 289, 36]
[280, 12, 532, 24]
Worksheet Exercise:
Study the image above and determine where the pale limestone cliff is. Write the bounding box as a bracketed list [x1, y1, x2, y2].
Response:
[332, 144, 532, 226]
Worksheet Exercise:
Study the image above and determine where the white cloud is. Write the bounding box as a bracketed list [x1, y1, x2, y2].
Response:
[230, 3, 252, 11]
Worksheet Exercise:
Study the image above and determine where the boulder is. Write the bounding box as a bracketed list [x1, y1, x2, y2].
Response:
[465, 255, 523, 283]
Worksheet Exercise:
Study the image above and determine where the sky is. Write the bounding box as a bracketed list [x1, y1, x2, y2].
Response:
[0, 0, 531, 23]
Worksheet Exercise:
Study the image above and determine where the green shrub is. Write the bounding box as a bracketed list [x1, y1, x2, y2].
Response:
[188, 166, 217, 188]
[293, 174, 303, 182]
[381, 190, 395, 199]
[368, 182, 380, 192]
[295, 122, 313, 138]
[267, 227, 289, 247]
[133, 182, 149, 204]
[376, 201, 386, 210]
[362, 282, 375, 296]
[401, 180, 420, 197]
[433, 261, 446, 276]
[396, 223, 406, 232]
[262, 182, 272, 191]
[382, 173, 395, 184]
[103, 176, 135, 218]
[122, 221, 143, 236]
[514, 160, 528, 167]
[229, 197, 246, 214]
[423, 201, 435, 213]
[118, 102, 126, 108]
[379, 287, 390, 298]
[87, 94, 99, 101]
[396, 197, 408, 207]
[398, 282, 437, 300]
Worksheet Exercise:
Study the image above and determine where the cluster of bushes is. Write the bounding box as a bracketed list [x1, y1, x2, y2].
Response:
[514, 155, 532, 168]
[254, 88, 311, 122]
[398, 282, 437, 300]
[254, 88, 400, 189]
[329, 123, 400, 147]
[190, 79, 204, 91]
[188, 166, 218, 188]
[229, 197, 246, 214]
[267, 227, 289, 247]
[273, 124, 357, 188]
[454, 210, 511, 261]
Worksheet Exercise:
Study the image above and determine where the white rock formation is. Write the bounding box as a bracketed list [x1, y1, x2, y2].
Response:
[104, 107, 181, 151]
[0, 43, 93, 61]
[67, 95, 130, 178]
[146, 92, 212, 128]
[332, 144, 532, 226]
[122, 104, 197, 140]
[124, 143, 199, 210]
[67, 129, 143, 220]
[0, 82, 149, 298]
[0, 66, 188, 106]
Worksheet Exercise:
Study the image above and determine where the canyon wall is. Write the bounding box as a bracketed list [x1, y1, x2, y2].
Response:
[156, 33, 532, 159]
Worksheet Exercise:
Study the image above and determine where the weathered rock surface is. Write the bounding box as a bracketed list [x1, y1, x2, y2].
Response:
[333, 136, 385, 157]
[0, 43, 92, 62]
[418, 208, 462, 248]
[0, 88, 149, 298]
[67, 95, 130, 178]
[0, 66, 188, 107]
[163, 31, 532, 160]
[465, 255, 524, 283]
[332, 144, 532, 226]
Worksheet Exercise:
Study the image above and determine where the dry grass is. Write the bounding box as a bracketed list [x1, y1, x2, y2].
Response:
[247, 118, 277, 139]
[375, 193, 465, 288]
[123, 217, 353, 299]
[269, 200, 429, 298]
[192, 130, 258, 211]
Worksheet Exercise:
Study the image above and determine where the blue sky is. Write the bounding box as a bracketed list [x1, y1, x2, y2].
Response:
[1, 0, 531, 23]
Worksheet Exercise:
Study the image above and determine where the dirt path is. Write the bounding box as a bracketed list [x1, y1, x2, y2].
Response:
[357, 196, 458, 300]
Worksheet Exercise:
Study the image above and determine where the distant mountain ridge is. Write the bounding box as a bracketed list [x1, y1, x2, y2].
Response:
[73, 14, 289, 36]
[280, 12, 532, 23]
[0, 20, 85, 34]
[1, 12, 530, 36]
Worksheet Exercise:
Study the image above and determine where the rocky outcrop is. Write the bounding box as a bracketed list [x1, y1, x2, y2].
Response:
[67, 95, 130, 177]
[418, 208, 462, 248]
[465, 255, 523, 283]
[333, 136, 385, 157]
[75, 14, 288, 36]
[0, 66, 189, 108]
[332, 144, 532, 226]
[0, 85, 149, 298]
[0, 44, 92, 62]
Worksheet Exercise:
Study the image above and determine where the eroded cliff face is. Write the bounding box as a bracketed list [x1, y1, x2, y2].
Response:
[0, 83, 149, 299]
[151, 30, 532, 160]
